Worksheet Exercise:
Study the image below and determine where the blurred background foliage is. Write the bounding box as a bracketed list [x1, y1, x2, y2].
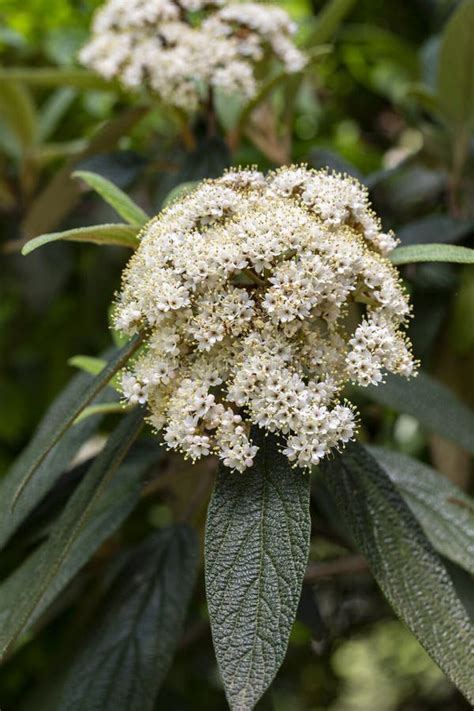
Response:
[0, 0, 473, 708]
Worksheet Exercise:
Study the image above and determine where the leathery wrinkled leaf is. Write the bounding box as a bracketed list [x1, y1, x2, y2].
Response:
[205, 428, 311, 711]
[319, 442, 474, 704]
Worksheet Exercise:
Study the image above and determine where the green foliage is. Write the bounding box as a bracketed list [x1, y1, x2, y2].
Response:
[2, 0, 474, 708]
[73, 170, 149, 226]
[306, 0, 357, 45]
[370, 446, 474, 576]
[22, 223, 140, 254]
[205, 429, 311, 711]
[319, 443, 474, 703]
[0, 370, 117, 549]
[390, 243, 474, 265]
[363, 372, 474, 456]
[53, 525, 199, 711]
[10, 336, 142, 506]
[437, 0, 474, 132]
[0, 81, 37, 152]
[0, 409, 144, 659]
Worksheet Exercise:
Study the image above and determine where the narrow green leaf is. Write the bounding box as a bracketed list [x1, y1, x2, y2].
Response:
[369, 446, 474, 576]
[362, 371, 474, 456]
[22, 223, 139, 255]
[390, 243, 474, 265]
[38, 87, 76, 142]
[74, 402, 129, 424]
[73, 170, 149, 226]
[319, 443, 474, 703]
[0, 80, 37, 150]
[53, 525, 198, 711]
[68, 355, 108, 377]
[0, 409, 145, 659]
[396, 215, 474, 246]
[12, 334, 143, 506]
[306, 0, 357, 46]
[205, 429, 311, 711]
[68, 355, 122, 393]
[437, 0, 474, 130]
[0, 373, 116, 550]
[0, 67, 117, 91]
[22, 107, 148, 240]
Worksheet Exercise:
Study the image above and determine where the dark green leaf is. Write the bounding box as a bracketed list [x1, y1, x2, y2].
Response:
[73, 170, 149, 226]
[12, 335, 143, 506]
[205, 429, 311, 711]
[319, 442, 474, 703]
[0, 371, 116, 550]
[390, 243, 474, 265]
[369, 446, 474, 575]
[437, 0, 474, 130]
[22, 224, 140, 255]
[54, 525, 198, 711]
[362, 371, 474, 455]
[396, 215, 474, 246]
[445, 560, 474, 624]
[0, 409, 145, 659]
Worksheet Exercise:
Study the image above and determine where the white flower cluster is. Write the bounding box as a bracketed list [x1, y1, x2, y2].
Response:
[80, 0, 306, 112]
[115, 166, 417, 471]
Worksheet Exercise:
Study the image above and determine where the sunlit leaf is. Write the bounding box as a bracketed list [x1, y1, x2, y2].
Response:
[74, 402, 128, 424]
[73, 170, 149, 226]
[22, 107, 148, 240]
[390, 243, 474, 265]
[22, 224, 139, 255]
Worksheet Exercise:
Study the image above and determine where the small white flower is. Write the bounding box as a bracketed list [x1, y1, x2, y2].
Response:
[80, 0, 306, 112]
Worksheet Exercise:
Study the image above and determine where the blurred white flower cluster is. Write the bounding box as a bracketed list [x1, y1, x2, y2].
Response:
[80, 0, 306, 112]
[115, 166, 417, 471]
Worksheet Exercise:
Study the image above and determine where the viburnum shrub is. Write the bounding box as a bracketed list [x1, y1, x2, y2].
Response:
[4, 156, 474, 710]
